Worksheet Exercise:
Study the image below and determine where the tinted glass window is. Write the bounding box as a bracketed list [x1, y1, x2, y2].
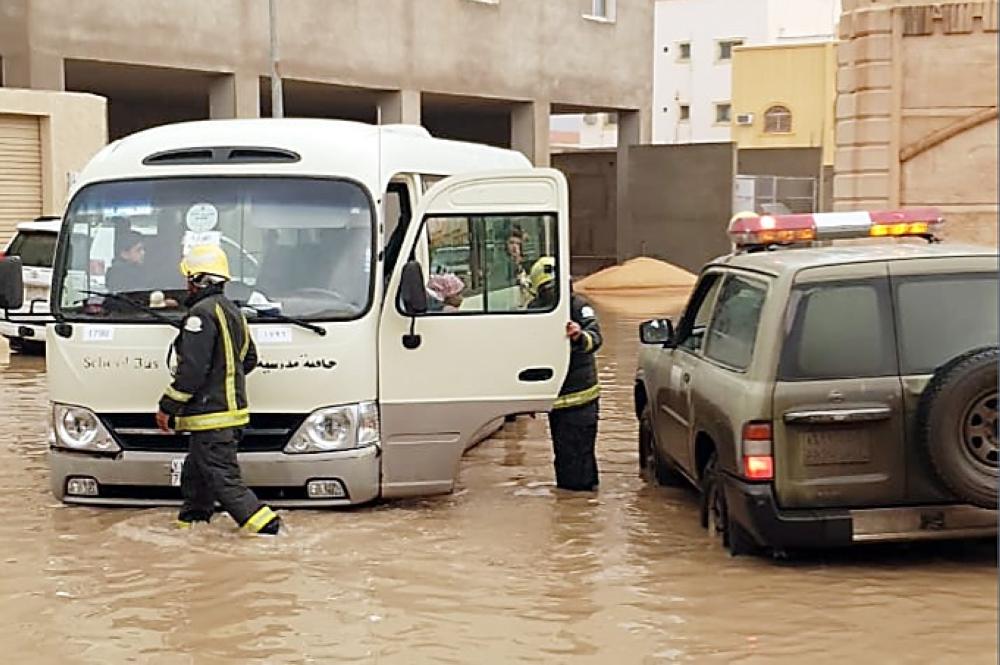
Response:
[420, 214, 558, 314]
[7, 231, 57, 268]
[57, 177, 374, 322]
[895, 273, 999, 375]
[704, 276, 767, 369]
[780, 280, 896, 380]
[677, 273, 723, 352]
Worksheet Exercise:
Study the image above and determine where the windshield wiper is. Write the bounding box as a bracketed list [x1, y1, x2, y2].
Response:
[235, 301, 327, 336]
[78, 290, 183, 329]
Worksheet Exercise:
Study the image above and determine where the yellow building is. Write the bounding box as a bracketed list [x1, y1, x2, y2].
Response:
[731, 41, 837, 167]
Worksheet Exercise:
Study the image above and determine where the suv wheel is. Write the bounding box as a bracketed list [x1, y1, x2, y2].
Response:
[639, 404, 685, 486]
[700, 453, 756, 556]
[919, 347, 999, 510]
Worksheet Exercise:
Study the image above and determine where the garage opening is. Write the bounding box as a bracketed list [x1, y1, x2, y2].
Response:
[0, 114, 42, 244]
[65, 60, 215, 140]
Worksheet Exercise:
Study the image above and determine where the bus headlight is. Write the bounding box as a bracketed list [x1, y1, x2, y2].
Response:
[286, 402, 380, 454]
[52, 404, 120, 453]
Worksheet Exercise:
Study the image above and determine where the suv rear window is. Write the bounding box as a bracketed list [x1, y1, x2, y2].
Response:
[780, 279, 897, 380]
[894, 273, 998, 375]
[6, 231, 57, 268]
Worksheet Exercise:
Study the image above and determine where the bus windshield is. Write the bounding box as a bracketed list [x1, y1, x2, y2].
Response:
[55, 177, 374, 322]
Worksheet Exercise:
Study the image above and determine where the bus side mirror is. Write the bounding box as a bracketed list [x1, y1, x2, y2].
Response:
[399, 260, 428, 316]
[0, 257, 24, 310]
[399, 260, 427, 350]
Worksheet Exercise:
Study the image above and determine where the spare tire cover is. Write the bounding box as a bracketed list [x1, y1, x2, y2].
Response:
[918, 347, 999, 510]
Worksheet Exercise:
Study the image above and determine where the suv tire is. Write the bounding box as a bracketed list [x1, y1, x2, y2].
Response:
[700, 453, 757, 556]
[918, 347, 999, 510]
[639, 404, 685, 487]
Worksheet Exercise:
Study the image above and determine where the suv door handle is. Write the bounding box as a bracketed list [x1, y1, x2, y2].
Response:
[783, 406, 892, 425]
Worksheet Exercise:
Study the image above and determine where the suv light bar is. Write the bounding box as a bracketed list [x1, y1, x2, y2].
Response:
[728, 208, 944, 251]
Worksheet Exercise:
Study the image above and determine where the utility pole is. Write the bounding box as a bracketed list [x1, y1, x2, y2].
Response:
[269, 0, 284, 118]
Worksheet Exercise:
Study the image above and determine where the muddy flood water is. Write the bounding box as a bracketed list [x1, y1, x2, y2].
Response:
[0, 292, 995, 664]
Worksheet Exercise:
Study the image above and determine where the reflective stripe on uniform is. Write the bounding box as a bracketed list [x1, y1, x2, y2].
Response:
[176, 520, 192, 529]
[175, 408, 250, 431]
[240, 316, 250, 361]
[553, 384, 600, 410]
[243, 505, 277, 533]
[214, 304, 238, 412]
[164, 386, 193, 403]
[581, 331, 594, 353]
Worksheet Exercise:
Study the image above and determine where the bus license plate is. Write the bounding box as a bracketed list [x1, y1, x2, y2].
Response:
[170, 458, 185, 487]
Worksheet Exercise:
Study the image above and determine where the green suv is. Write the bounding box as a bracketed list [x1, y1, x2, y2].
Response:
[634, 209, 998, 555]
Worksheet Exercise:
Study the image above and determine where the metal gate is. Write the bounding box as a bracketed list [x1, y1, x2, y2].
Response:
[733, 175, 818, 215]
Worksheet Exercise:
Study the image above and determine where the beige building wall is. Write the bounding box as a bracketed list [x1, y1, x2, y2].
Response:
[0, 0, 654, 163]
[835, 0, 998, 245]
[0, 87, 107, 218]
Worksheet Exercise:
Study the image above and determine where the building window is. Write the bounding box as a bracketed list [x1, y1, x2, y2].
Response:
[588, 0, 616, 20]
[717, 39, 743, 61]
[679, 105, 691, 122]
[678, 42, 692, 61]
[715, 103, 732, 124]
[764, 105, 792, 133]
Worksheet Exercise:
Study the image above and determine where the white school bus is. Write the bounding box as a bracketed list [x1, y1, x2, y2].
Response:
[0, 119, 571, 506]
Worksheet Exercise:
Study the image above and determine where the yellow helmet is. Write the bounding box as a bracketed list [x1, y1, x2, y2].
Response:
[179, 244, 231, 281]
[529, 256, 556, 294]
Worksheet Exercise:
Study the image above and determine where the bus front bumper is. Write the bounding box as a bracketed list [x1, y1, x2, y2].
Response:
[50, 445, 381, 508]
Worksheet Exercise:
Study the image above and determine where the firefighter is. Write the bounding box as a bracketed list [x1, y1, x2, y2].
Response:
[528, 257, 603, 491]
[156, 244, 281, 535]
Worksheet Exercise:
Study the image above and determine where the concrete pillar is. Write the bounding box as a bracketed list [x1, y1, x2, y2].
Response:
[210, 71, 260, 119]
[616, 110, 643, 263]
[378, 89, 421, 125]
[510, 100, 551, 167]
[832, 4, 894, 211]
[3, 51, 65, 91]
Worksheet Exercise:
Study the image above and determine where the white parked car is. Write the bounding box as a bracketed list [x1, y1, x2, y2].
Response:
[0, 217, 60, 353]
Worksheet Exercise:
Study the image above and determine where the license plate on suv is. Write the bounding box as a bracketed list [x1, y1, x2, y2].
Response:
[803, 429, 872, 465]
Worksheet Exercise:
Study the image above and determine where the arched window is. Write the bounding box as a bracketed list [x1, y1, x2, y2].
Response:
[764, 105, 792, 133]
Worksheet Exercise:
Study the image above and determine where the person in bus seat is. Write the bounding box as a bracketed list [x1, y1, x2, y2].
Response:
[105, 230, 150, 293]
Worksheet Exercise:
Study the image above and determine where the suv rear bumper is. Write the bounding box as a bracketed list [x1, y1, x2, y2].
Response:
[723, 475, 997, 549]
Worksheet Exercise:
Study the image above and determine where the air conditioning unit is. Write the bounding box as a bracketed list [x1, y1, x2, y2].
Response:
[735, 113, 754, 126]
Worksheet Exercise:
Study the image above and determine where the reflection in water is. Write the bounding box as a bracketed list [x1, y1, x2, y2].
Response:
[0, 291, 995, 664]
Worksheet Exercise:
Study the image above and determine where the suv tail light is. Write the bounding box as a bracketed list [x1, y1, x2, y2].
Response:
[742, 421, 774, 481]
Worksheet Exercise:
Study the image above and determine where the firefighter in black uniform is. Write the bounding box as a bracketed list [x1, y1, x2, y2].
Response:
[528, 257, 603, 491]
[156, 244, 281, 535]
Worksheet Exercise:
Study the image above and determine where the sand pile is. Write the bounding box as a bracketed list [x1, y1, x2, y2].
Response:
[575, 257, 696, 294]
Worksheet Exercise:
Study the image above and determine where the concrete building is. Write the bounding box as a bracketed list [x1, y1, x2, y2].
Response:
[653, 0, 841, 143]
[0, 88, 106, 242]
[0, 0, 652, 167]
[835, 0, 998, 245]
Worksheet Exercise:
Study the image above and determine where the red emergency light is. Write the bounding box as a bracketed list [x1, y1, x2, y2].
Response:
[728, 208, 944, 250]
